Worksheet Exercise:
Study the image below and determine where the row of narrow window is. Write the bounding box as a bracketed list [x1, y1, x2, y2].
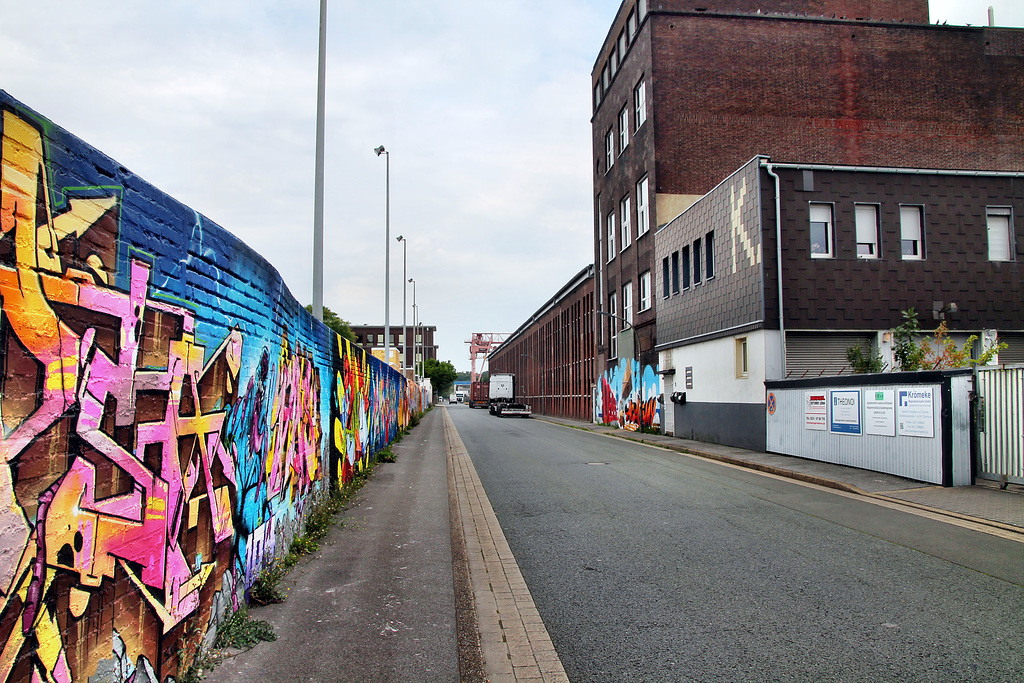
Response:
[594, 0, 648, 110]
[605, 176, 651, 260]
[602, 79, 647, 174]
[810, 203, 1015, 262]
[662, 231, 716, 298]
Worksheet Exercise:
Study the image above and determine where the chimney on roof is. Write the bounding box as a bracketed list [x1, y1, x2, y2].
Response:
[989, 6, 995, 26]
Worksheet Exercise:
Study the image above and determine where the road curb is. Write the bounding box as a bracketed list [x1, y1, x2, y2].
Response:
[443, 408, 570, 683]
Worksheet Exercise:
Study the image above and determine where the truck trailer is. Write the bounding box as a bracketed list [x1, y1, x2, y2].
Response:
[468, 381, 490, 408]
[488, 373, 532, 417]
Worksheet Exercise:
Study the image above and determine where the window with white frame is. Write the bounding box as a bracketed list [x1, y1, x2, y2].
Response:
[618, 105, 629, 153]
[605, 129, 614, 170]
[735, 337, 749, 379]
[636, 176, 650, 235]
[809, 203, 834, 258]
[639, 0, 648, 20]
[900, 205, 924, 260]
[607, 211, 616, 261]
[634, 78, 647, 129]
[622, 282, 633, 326]
[639, 271, 651, 312]
[627, 9, 637, 40]
[855, 204, 880, 259]
[987, 207, 1014, 261]
[620, 196, 631, 250]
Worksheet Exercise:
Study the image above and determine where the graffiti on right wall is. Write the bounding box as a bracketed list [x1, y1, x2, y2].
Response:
[596, 359, 660, 432]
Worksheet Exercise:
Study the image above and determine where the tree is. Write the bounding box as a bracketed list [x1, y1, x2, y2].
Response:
[305, 304, 356, 343]
[423, 359, 458, 395]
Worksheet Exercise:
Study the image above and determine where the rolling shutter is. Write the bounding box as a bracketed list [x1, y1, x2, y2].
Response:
[785, 332, 873, 379]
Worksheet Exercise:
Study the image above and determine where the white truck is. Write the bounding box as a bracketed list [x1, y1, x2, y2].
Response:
[488, 373, 532, 417]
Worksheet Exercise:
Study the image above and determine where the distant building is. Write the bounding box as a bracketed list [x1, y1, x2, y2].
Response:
[591, 0, 1024, 377]
[655, 156, 1024, 450]
[490, 266, 596, 421]
[350, 324, 437, 374]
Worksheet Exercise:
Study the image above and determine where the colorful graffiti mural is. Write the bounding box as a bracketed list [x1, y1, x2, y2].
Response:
[596, 359, 661, 432]
[0, 94, 425, 681]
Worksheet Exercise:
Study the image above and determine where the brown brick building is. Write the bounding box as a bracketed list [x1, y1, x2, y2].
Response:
[592, 0, 1024, 375]
[489, 266, 595, 421]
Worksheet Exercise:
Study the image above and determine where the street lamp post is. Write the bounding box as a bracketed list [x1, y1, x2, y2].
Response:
[374, 145, 391, 368]
[397, 235, 407, 377]
[312, 0, 328, 321]
[408, 277, 417, 379]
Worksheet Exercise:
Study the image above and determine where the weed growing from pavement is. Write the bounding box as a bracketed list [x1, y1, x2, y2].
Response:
[213, 608, 277, 650]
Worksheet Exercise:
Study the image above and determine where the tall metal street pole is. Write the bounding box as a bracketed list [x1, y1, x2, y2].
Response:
[312, 0, 327, 321]
[374, 145, 391, 367]
[408, 277, 417, 379]
[397, 235, 408, 376]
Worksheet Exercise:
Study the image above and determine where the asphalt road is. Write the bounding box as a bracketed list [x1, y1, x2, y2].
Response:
[449, 405, 1024, 683]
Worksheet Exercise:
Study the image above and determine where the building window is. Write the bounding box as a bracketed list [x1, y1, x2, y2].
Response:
[638, 0, 648, 21]
[602, 63, 610, 90]
[636, 176, 650, 236]
[900, 205, 924, 260]
[416, 334, 423, 344]
[627, 9, 637, 40]
[594, 83, 602, 110]
[671, 251, 680, 294]
[609, 292, 618, 357]
[606, 211, 616, 261]
[681, 245, 691, 289]
[705, 230, 715, 279]
[397, 334, 404, 344]
[605, 129, 614, 170]
[693, 237, 702, 284]
[809, 203, 834, 258]
[366, 334, 375, 344]
[622, 282, 633, 326]
[620, 196, 631, 250]
[987, 207, 1014, 261]
[855, 204, 880, 259]
[610, 42, 619, 76]
[662, 257, 670, 299]
[735, 337, 749, 379]
[617, 31, 627, 65]
[618, 105, 629, 153]
[639, 271, 651, 312]
[634, 78, 647, 129]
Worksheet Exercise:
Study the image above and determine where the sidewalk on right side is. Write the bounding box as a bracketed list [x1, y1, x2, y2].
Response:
[535, 415, 1024, 535]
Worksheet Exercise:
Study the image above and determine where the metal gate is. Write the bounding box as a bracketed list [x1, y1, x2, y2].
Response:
[975, 365, 1024, 485]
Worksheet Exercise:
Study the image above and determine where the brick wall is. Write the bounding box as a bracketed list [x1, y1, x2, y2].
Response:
[651, 15, 1024, 197]
[490, 268, 595, 421]
[0, 92, 426, 682]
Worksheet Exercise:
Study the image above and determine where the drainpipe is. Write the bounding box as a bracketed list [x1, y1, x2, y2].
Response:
[764, 162, 786, 378]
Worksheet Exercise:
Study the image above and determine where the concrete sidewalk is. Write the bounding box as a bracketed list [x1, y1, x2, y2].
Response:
[206, 407, 461, 683]
[534, 414, 1024, 535]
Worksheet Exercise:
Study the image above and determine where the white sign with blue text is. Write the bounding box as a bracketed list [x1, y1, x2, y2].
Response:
[829, 389, 862, 435]
[898, 387, 934, 438]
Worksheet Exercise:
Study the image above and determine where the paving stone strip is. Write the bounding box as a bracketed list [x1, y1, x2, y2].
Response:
[443, 408, 570, 683]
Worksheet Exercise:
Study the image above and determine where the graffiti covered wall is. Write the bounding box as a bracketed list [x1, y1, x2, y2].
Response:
[595, 359, 660, 432]
[0, 92, 426, 682]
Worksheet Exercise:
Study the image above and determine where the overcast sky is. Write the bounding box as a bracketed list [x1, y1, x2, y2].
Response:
[1, 1, 1021, 371]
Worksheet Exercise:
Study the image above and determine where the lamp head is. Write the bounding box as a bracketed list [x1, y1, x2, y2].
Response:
[374, 145, 386, 156]
[396, 235, 404, 242]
